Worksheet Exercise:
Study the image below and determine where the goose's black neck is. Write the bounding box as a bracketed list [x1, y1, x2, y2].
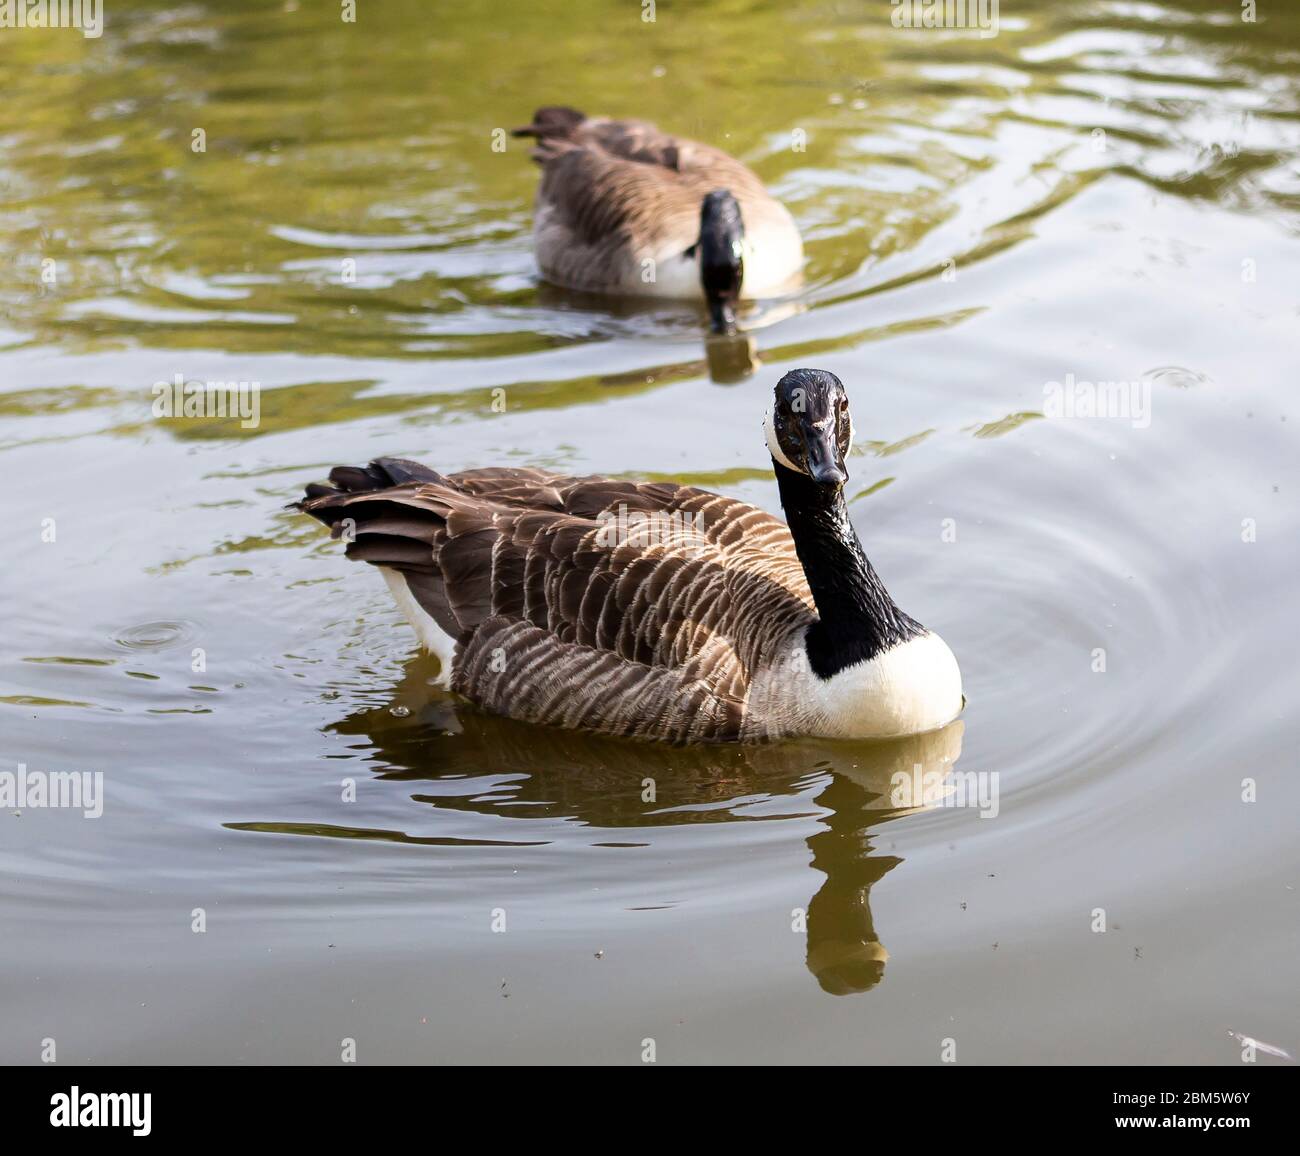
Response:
[775, 460, 923, 678]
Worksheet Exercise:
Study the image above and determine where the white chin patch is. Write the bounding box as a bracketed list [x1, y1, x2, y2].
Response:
[763, 405, 801, 473]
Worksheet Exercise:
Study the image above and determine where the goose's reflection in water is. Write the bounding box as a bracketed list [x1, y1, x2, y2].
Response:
[704, 333, 760, 383]
[531, 283, 767, 383]
[323, 655, 964, 995]
[801, 723, 963, 993]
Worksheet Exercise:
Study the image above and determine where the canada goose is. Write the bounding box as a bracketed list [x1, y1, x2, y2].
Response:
[297, 368, 962, 742]
[513, 106, 804, 333]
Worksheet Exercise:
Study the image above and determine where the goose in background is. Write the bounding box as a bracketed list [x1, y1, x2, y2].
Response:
[297, 368, 962, 742]
[513, 106, 804, 333]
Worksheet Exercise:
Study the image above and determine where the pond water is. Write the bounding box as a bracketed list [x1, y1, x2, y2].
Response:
[2, 0, 1297, 1064]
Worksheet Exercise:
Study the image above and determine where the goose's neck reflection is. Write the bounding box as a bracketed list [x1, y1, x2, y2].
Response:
[305, 657, 964, 996]
[799, 722, 964, 993]
[805, 773, 904, 995]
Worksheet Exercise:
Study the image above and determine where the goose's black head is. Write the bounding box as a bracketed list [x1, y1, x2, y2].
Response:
[765, 368, 853, 487]
[696, 189, 744, 335]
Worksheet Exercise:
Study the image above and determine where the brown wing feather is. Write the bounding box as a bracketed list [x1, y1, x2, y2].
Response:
[518, 108, 762, 189]
[298, 461, 814, 741]
[536, 129, 765, 240]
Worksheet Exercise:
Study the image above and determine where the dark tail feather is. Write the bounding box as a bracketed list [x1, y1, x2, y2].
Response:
[510, 105, 586, 140]
[373, 457, 447, 487]
[329, 457, 445, 493]
[295, 457, 445, 505]
[295, 460, 462, 637]
[296, 456, 442, 550]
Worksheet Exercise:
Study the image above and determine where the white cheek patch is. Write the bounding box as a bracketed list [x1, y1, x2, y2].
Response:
[763, 404, 801, 472]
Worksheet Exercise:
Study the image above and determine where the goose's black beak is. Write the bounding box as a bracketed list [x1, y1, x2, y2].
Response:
[804, 426, 847, 486]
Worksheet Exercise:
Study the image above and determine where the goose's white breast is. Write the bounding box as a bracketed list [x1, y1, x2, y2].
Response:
[808, 632, 964, 739]
[749, 631, 964, 740]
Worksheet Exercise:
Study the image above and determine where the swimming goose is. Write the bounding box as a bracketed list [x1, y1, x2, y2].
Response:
[297, 369, 962, 742]
[513, 106, 804, 332]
